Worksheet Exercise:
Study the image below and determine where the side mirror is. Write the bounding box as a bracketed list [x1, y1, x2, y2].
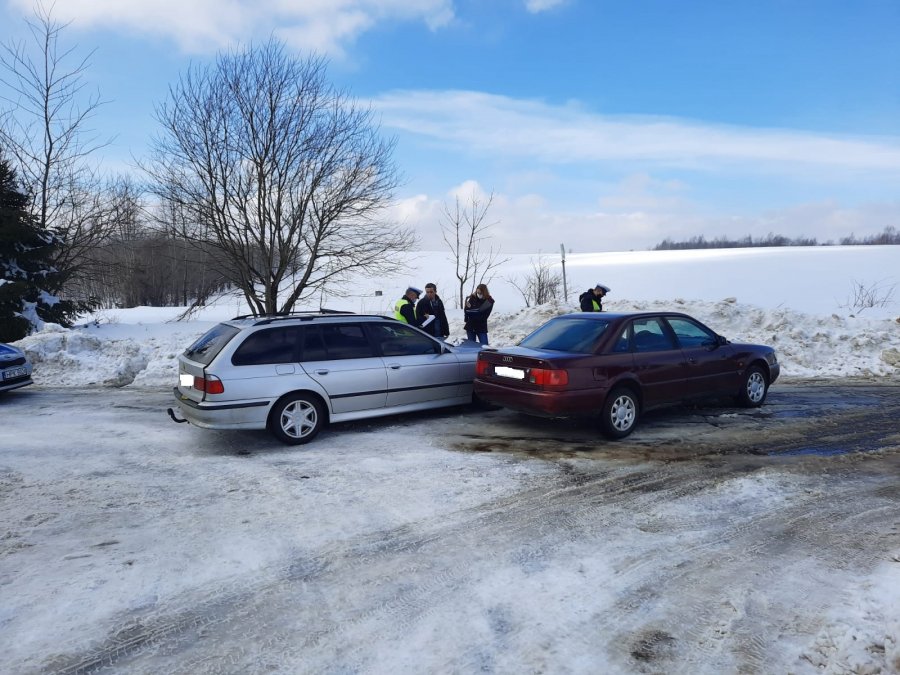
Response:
[702, 334, 728, 350]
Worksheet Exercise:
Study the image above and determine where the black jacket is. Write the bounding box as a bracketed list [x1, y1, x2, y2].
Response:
[579, 290, 603, 312]
[464, 295, 494, 333]
[415, 295, 450, 338]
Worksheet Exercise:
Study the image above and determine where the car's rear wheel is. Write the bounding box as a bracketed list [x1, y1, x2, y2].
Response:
[600, 387, 639, 439]
[737, 365, 768, 407]
[269, 393, 325, 445]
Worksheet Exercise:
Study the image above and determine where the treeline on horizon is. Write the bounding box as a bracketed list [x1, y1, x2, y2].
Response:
[652, 226, 900, 250]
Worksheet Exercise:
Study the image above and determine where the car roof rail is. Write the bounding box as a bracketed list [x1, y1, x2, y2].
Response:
[227, 310, 393, 326]
[229, 309, 351, 320]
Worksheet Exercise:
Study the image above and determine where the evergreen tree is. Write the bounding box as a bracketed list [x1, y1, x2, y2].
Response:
[0, 158, 78, 341]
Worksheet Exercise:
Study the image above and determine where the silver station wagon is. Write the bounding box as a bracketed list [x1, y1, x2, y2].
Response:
[169, 313, 482, 444]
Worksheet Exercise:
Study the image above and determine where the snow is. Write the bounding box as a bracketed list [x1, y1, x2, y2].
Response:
[3, 246, 900, 673]
[14, 246, 900, 387]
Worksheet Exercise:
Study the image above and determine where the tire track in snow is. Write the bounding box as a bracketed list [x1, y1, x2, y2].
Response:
[39, 387, 900, 674]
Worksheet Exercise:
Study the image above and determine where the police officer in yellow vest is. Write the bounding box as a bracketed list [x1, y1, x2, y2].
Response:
[395, 286, 423, 325]
[579, 284, 610, 312]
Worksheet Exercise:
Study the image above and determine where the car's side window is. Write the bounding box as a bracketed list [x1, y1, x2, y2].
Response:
[320, 324, 376, 360]
[369, 323, 439, 356]
[666, 317, 717, 348]
[300, 326, 329, 361]
[232, 326, 302, 365]
[631, 318, 676, 352]
[611, 326, 631, 353]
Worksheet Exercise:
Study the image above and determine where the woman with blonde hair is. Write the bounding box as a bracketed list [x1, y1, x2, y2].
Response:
[463, 283, 494, 344]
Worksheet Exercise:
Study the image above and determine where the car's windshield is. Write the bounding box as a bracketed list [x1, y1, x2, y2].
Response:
[183, 323, 241, 365]
[519, 318, 611, 354]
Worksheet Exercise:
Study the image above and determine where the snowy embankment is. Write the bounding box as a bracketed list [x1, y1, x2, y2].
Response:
[14, 297, 900, 389]
[12, 246, 900, 386]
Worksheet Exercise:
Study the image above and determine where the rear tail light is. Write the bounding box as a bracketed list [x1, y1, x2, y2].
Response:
[477, 357, 568, 388]
[528, 368, 568, 387]
[193, 375, 225, 394]
[476, 359, 492, 376]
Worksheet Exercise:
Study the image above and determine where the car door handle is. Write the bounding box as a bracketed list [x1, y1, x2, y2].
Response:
[315, 369, 329, 375]
[388, 364, 401, 369]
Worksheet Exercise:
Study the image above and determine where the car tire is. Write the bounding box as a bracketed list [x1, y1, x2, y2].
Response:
[600, 387, 639, 439]
[269, 393, 326, 445]
[737, 365, 768, 407]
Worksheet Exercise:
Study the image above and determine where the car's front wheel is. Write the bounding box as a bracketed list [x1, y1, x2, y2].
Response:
[600, 387, 639, 439]
[737, 365, 768, 407]
[269, 393, 326, 445]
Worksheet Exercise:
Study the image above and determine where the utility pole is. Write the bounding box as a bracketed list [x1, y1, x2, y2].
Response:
[560, 243, 568, 301]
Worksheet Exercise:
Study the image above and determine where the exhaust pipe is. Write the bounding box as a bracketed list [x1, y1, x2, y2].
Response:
[167, 407, 188, 424]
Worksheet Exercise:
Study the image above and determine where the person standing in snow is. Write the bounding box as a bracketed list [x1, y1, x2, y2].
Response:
[579, 284, 610, 312]
[415, 282, 450, 339]
[394, 287, 423, 325]
[464, 283, 494, 344]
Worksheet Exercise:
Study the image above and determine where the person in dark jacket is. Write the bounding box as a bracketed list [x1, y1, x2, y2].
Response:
[415, 282, 450, 339]
[579, 284, 610, 312]
[394, 287, 423, 325]
[464, 283, 494, 344]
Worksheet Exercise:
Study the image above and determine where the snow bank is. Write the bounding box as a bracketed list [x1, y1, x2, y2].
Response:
[15, 298, 900, 389]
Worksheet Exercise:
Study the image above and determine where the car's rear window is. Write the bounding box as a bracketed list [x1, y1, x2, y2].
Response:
[519, 318, 611, 353]
[183, 323, 241, 366]
[232, 326, 302, 365]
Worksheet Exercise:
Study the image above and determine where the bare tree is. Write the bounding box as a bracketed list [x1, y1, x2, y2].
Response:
[143, 41, 414, 316]
[0, 3, 116, 302]
[507, 255, 563, 307]
[440, 189, 509, 308]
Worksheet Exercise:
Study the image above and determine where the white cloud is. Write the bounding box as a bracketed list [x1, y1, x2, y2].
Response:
[752, 200, 900, 244]
[373, 90, 900, 251]
[390, 174, 900, 254]
[447, 178, 491, 203]
[597, 173, 690, 212]
[524, 0, 568, 13]
[373, 90, 900, 175]
[8, 0, 455, 54]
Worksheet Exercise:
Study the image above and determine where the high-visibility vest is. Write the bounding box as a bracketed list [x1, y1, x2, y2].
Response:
[592, 298, 601, 311]
[394, 298, 410, 323]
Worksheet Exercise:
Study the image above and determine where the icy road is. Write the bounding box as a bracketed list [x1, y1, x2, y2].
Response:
[1, 382, 899, 674]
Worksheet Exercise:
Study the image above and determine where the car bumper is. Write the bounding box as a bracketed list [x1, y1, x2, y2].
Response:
[473, 379, 604, 417]
[769, 362, 781, 385]
[0, 375, 33, 393]
[172, 387, 271, 430]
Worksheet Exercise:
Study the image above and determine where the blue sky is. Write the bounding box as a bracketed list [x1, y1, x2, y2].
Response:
[2, 0, 899, 253]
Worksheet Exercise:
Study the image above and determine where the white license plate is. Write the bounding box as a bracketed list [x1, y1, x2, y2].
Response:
[179, 373, 194, 387]
[495, 366, 525, 380]
[3, 366, 27, 379]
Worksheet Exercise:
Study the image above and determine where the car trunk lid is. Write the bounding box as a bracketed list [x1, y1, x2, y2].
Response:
[477, 347, 569, 387]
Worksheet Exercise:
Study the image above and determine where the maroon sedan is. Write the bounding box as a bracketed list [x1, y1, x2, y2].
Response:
[473, 311, 780, 439]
